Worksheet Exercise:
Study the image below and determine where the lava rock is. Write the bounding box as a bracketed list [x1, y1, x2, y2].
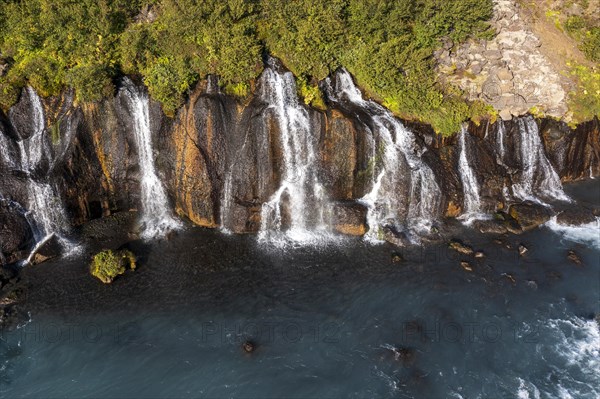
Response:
[509, 202, 553, 231]
[473, 219, 509, 234]
[0, 200, 33, 260]
[449, 240, 474, 256]
[331, 202, 367, 236]
[460, 261, 473, 272]
[556, 208, 596, 226]
[567, 250, 582, 266]
[518, 244, 528, 256]
[391, 252, 404, 263]
[242, 340, 256, 353]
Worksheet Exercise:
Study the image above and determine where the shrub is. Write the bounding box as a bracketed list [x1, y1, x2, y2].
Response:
[580, 27, 600, 63]
[90, 249, 136, 284]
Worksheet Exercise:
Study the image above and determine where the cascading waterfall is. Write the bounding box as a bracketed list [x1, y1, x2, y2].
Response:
[8, 87, 74, 256]
[512, 116, 570, 203]
[457, 125, 484, 223]
[496, 119, 506, 165]
[325, 70, 441, 241]
[0, 129, 17, 169]
[257, 62, 330, 244]
[121, 79, 182, 239]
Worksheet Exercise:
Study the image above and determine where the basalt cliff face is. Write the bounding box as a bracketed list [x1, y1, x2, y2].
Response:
[0, 61, 599, 263]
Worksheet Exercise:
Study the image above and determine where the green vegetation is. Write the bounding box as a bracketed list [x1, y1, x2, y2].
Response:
[567, 63, 600, 125]
[0, 0, 497, 135]
[549, 3, 600, 63]
[90, 249, 136, 284]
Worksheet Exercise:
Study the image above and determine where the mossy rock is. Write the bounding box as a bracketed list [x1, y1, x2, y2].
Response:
[90, 249, 136, 284]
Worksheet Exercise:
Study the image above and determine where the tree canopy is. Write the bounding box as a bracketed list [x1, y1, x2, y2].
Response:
[0, 0, 497, 134]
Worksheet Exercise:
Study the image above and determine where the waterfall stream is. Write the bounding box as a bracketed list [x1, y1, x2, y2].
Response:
[496, 119, 506, 165]
[457, 125, 484, 223]
[325, 70, 441, 240]
[257, 62, 330, 244]
[512, 116, 570, 204]
[121, 79, 182, 239]
[7, 87, 74, 256]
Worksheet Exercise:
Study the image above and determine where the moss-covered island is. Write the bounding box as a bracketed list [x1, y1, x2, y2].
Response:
[90, 249, 137, 284]
[0, 0, 598, 135]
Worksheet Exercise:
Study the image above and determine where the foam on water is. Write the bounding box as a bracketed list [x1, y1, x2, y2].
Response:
[545, 216, 600, 249]
[540, 317, 600, 398]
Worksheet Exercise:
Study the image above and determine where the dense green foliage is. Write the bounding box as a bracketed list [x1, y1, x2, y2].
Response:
[90, 249, 136, 284]
[0, 0, 496, 134]
[567, 63, 600, 125]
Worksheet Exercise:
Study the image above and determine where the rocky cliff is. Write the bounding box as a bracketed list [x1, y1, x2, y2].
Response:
[0, 60, 598, 263]
[436, 0, 599, 122]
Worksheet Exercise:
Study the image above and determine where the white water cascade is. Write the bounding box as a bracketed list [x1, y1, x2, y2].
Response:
[496, 119, 506, 165]
[8, 87, 75, 255]
[325, 70, 441, 241]
[257, 63, 330, 244]
[121, 79, 182, 239]
[512, 116, 570, 203]
[457, 125, 484, 223]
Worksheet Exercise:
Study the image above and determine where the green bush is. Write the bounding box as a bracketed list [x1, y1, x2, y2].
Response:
[90, 249, 137, 284]
[580, 27, 600, 63]
[568, 63, 600, 124]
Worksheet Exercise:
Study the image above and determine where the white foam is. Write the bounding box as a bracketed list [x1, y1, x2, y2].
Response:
[544, 317, 600, 398]
[545, 216, 600, 249]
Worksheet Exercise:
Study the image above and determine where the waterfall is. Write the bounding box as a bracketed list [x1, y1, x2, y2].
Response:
[121, 79, 182, 239]
[6, 87, 75, 256]
[457, 125, 483, 223]
[512, 116, 570, 203]
[325, 70, 441, 241]
[257, 61, 330, 244]
[0, 129, 17, 169]
[496, 119, 506, 165]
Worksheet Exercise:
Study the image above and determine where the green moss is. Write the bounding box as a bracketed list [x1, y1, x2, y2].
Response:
[90, 249, 136, 284]
[223, 82, 250, 98]
[297, 77, 326, 110]
[50, 119, 61, 145]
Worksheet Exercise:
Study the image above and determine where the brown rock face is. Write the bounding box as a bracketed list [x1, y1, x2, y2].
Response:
[331, 202, 367, 236]
[509, 202, 553, 231]
[169, 87, 231, 228]
[321, 110, 357, 200]
[541, 118, 600, 181]
[0, 200, 32, 257]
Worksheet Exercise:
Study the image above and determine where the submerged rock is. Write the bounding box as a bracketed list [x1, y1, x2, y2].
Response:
[331, 202, 367, 236]
[460, 261, 473, 272]
[518, 244, 528, 256]
[449, 240, 474, 256]
[473, 219, 509, 235]
[567, 250, 582, 266]
[242, 340, 256, 353]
